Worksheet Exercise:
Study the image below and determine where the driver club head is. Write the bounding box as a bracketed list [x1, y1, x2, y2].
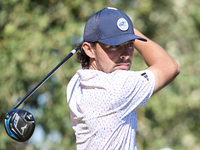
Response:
[4, 109, 35, 142]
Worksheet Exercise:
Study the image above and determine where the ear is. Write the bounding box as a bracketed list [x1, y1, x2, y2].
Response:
[82, 42, 95, 58]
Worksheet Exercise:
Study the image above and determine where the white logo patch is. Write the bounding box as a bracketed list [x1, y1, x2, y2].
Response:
[117, 18, 129, 31]
[107, 7, 117, 10]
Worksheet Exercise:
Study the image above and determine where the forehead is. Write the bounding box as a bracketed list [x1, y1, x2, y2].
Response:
[97, 40, 135, 47]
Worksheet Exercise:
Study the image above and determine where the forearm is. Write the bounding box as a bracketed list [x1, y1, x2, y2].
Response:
[134, 29, 173, 67]
[134, 28, 180, 93]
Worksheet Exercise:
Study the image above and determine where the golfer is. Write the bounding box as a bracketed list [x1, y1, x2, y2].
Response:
[67, 7, 179, 150]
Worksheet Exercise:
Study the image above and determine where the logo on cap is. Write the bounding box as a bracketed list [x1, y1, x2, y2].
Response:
[117, 18, 129, 31]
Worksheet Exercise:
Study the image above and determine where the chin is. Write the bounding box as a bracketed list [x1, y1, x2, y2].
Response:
[112, 68, 129, 72]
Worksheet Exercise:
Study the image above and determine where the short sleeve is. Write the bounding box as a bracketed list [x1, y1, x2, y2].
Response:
[136, 70, 155, 107]
[107, 69, 155, 118]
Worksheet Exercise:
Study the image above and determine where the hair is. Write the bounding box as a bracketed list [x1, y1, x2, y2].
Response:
[76, 42, 96, 68]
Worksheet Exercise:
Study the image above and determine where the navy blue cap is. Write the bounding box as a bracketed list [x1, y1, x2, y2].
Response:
[83, 7, 147, 46]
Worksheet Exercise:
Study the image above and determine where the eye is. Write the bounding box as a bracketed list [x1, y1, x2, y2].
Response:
[127, 42, 134, 47]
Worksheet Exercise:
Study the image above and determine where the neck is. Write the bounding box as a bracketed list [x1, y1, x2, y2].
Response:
[88, 59, 98, 70]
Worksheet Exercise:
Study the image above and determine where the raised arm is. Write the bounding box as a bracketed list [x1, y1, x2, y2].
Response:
[134, 29, 180, 94]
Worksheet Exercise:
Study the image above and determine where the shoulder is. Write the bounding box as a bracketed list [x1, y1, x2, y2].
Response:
[107, 70, 155, 91]
[110, 69, 155, 82]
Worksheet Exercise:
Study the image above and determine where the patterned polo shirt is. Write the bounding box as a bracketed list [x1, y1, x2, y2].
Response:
[67, 69, 155, 150]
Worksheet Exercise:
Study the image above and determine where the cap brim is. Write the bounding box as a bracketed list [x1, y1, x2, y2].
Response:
[99, 34, 147, 46]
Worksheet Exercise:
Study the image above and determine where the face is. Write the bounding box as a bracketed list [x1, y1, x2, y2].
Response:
[89, 40, 135, 73]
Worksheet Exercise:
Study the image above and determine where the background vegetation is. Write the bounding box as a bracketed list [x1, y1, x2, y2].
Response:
[0, 0, 200, 149]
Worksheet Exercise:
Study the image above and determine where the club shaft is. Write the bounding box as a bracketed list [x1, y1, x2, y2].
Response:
[13, 48, 77, 109]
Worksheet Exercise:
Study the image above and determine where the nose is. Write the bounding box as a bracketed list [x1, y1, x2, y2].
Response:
[120, 45, 131, 60]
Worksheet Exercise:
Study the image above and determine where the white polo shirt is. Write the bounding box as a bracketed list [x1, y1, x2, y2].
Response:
[67, 69, 155, 150]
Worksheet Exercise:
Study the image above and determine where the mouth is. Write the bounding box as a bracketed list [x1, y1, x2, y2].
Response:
[115, 63, 131, 70]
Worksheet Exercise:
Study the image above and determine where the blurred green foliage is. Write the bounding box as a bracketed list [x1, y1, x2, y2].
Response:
[0, 0, 200, 150]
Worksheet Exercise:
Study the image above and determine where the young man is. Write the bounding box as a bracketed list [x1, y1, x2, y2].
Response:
[67, 7, 179, 150]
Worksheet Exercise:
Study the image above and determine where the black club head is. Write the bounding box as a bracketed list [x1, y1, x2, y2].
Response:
[4, 109, 35, 142]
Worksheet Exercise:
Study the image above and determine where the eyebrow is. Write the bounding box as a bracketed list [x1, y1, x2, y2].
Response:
[110, 40, 135, 47]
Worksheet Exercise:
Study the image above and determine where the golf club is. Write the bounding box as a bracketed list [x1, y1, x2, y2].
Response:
[4, 43, 81, 142]
[4, 109, 35, 142]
